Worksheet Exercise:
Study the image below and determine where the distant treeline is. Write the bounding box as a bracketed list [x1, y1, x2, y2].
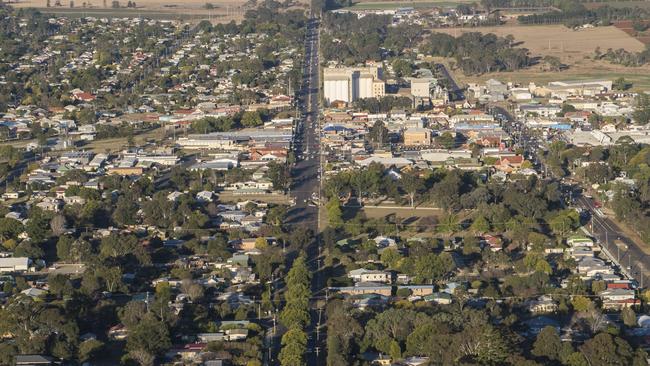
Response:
[480, 0, 650, 27]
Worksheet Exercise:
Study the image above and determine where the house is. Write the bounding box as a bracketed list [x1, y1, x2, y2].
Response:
[423, 292, 452, 305]
[373, 236, 396, 248]
[108, 324, 128, 340]
[482, 235, 503, 252]
[15, 355, 57, 365]
[168, 191, 184, 201]
[576, 257, 614, 278]
[197, 333, 226, 342]
[227, 254, 250, 266]
[333, 282, 392, 297]
[225, 328, 248, 341]
[0, 257, 30, 272]
[230, 238, 258, 251]
[196, 191, 215, 203]
[494, 155, 524, 173]
[72, 91, 96, 102]
[403, 356, 430, 366]
[599, 288, 638, 309]
[348, 268, 390, 283]
[351, 294, 390, 310]
[567, 236, 594, 247]
[399, 285, 434, 296]
[1, 191, 21, 200]
[526, 295, 558, 314]
[165, 343, 206, 362]
[21, 287, 47, 298]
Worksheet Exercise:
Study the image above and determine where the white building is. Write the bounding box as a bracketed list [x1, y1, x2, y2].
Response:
[323, 66, 385, 104]
[0, 257, 30, 272]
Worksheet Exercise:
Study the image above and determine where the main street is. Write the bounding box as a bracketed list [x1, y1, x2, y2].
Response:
[287, 16, 321, 230]
[285, 15, 326, 365]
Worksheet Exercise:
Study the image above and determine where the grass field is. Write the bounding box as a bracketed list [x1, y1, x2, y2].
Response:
[348, 0, 472, 9]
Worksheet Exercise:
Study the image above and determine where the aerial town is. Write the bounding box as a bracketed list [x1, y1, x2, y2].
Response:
[3, 0, 650, 365]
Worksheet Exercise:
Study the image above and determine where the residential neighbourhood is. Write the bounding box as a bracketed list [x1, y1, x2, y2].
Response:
[2, 0, 650, 366]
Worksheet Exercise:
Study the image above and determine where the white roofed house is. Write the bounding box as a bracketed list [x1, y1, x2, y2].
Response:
[348, 268, 391, 283]
[0, 257, 31, 273]
[196, 190, 215, 203]
[373, 236, 396, 248]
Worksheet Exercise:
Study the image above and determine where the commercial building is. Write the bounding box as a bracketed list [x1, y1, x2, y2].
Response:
[403, 127, 432, 146]
[323, 66, 385, 104]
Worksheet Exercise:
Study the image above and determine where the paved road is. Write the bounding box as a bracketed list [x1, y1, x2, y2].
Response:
[283, 16, 327, 366]
[576, 196, 650, 288]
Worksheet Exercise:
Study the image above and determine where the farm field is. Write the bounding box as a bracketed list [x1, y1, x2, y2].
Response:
[11, 0, 309, 22]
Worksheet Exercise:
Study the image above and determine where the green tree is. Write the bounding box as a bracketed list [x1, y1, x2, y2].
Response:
[279, 327, 307, 366]
[267, 161, 290, 191]
[579, 333, 646, 366]
[532, 326, 562, 361]
[78, 339, 104, 363]
[112, 196, 138, 226]
[127, 314, 171, 357]
[56, 235, 74, 261]
[326, 197, 343, 229]
[622, 307, 637, 327]
[571, 295, 592, 312]
[241, 111, 263, 128]
[401, 172, 424, 207]
[470, 215, 490, 233]
[0, 217, 24, 241]
[368, 120, 389, 144]
[436, 132, 456, 149]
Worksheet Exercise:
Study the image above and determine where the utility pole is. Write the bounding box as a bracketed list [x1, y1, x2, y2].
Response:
[316, 307, 323, 341]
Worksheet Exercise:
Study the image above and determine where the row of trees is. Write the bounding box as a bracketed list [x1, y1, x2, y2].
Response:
[518, 0, 650, 27]
[190, 109, 269, 134]
[352, 96, 413, 113]
[598, 47, 650, 67]
[278, 256, 311, 366]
